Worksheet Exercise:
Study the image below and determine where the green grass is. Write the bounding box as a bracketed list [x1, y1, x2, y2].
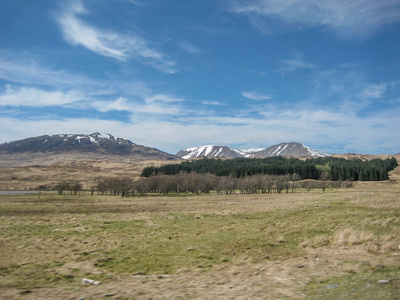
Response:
[303, 265, 400, 299]
[0, 187, 399, 298]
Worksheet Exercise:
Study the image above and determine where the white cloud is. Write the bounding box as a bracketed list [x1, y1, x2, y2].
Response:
[56, 0, 176, 72]
[120, 0, 143, 5]
[360, 83, 387, 99]
[274, 54, 316, 74]
[0, 51, 160, 103]
[135, 94, 184, 115]
[202, 100, 226, 106]
[231, 0, 400, 38]
[0, 53, 99, 89]
[92, 97, 131, 112]
[0, 85, 136, 114]
[0, 85, 85, 107]
[146, 94, 184, 104]
[1, 99, 399, 154]
[242, 91, 272, 101]
[178, 41, 203, 54]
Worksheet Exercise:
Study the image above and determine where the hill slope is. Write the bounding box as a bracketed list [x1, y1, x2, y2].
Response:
[0, 133, 178, 166]
[252, 142, 328, 158]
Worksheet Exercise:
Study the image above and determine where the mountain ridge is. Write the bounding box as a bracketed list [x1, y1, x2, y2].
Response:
[0, 132, 178, 165]
[176, 142, 329, 159]
[0, 133, 397, 167]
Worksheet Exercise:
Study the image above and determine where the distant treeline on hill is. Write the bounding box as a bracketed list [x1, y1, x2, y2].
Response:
[141, 157, 398, 181]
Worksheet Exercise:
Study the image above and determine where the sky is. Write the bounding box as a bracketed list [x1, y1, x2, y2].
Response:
[1, 0, 400, 155]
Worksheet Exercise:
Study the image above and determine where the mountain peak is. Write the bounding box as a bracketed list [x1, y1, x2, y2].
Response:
[176, 145, 244, 159]
[176, 142, 329, 159]
[252, 142, 328, 158]
[0, 133, 178, 162]
[89, 132, 118, 141]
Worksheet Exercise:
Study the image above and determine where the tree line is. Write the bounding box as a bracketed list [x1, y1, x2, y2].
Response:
[50, 156, 397, 197]
[141, 157, 398, 182]
[52, 172, 354, 197]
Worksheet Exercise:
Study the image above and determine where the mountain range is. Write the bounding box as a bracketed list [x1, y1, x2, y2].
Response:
[176, 142, 329, 159]
[0, 133, 331, 166]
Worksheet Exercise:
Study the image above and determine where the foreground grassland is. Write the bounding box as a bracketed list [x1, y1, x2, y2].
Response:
[1, 183, 400, 299]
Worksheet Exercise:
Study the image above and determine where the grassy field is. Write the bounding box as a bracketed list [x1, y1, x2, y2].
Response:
[0, 160, 174, 191]
[1, 176, 400, 299]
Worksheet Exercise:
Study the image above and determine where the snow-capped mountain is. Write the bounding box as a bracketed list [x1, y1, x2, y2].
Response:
[252, 142, 328, 158]
[176, 145, 245, 159]
[0, 132, 178, 160]
[176, 142, 328, 159]
[240, 148, 265, 157]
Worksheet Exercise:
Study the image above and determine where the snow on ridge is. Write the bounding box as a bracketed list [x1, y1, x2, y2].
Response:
[89, 136, 97, 144]
[242, 148, 264, 153]
[179, 143, 329, 159]
[272, 145, 282, 155]
[183, 145, 215, 152]
[301, 143, 329, 157]
[181, 145, 215, 159]
[215, 147, 223, 157]
[181, 145, 234, 159]
[276, 144, 289, 156]
[53, 132, 122, 144]
[88, 132, 118, 141]
[75, 136, 86, 143]
[97, 133, 113, 140]
[204, 145, 214, 157]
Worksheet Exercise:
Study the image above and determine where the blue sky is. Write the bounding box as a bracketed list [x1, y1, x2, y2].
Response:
[1, 0, 400, 154]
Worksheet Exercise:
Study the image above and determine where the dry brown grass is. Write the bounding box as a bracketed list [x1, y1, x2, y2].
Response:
[333, 228, 374, 246]
[1, 162, 400, 299]
[1, 180, 400, 299]
[0, 160, 175, 190]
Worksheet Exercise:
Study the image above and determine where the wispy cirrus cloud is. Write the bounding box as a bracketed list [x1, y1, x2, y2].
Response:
[0, 83, 190, 116]
[231, 0, 400, 38]
[131, 94, 186, 116]
[0, 84, 132, 114]
[178, 41, 203, 54]
[202, 100, 226, 106]
[92, 97, 131, 112]
[0, 85, 85, 107]
[242, 91, 272, 101]
[0, 52, 100, 90]
[360, 83, 387, 99]
[56, 0, 176, 73]
[274, 54, 316, 75]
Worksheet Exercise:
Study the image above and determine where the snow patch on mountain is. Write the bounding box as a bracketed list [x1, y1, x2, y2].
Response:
[0, 132, 179, 161]
[177, 143, 329, 159]
[177, 145, 245, 159]
[52, 132, 121, 145]
[302, 143, 327, 157]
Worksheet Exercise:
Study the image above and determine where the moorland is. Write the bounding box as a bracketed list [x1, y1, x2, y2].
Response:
[0, 158, 399, 299]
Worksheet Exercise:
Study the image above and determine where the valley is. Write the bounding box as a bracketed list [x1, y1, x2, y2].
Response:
[1, 179, 399, 299]
[0, 133, 399, 299]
